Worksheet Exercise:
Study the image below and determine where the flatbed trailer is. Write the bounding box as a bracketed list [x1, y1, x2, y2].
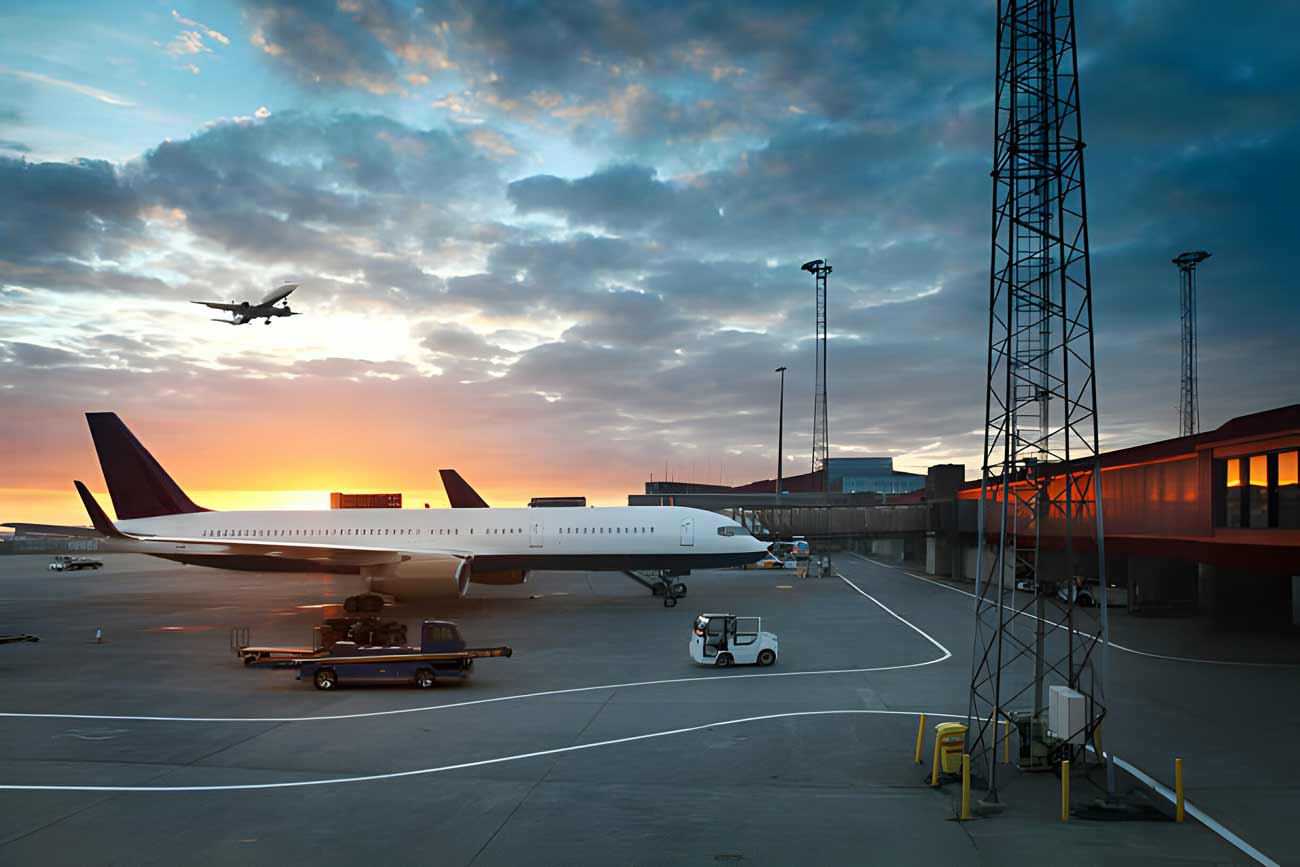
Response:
[236, 620, 512, 689]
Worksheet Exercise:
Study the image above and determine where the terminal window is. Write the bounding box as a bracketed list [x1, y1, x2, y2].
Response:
[1216, 450, 1300, 530]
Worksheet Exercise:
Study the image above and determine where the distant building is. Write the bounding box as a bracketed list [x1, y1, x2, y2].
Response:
[330, 492, 402, 509]
[646, 457, 925, 496]
[826, 457, 926, 494]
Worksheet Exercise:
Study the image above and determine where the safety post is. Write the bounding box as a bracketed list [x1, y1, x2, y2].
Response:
[930, 731, 940, 786]
[960, 754, 972, 820]
[1061, 760, 1070, 821]
[1175, 758, 1184, 823]
[1002, 718, 1010, 764]
[914, 713, 926, 764]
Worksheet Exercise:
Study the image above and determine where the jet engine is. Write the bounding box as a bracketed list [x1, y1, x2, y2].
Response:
[363, 554, 471, 599]
[471, 568, 528, 586]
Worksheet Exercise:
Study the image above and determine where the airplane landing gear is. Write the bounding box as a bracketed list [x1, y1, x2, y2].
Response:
[625, 570, 688, 607]
[653, 578, 688, 608]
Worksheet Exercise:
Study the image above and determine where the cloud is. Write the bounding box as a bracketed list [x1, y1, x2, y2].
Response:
[243, 0, 451, 95]
[171, 9, 231, 45]
[0, 157, 142, 266]
[7, 1, 1300, 520]
[0, 67, 132, 106]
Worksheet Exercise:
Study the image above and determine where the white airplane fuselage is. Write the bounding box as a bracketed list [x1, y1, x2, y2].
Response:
[117, 505, 769, 594]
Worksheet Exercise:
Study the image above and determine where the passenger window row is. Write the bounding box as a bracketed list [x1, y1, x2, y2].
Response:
[201, 524, 662, 539]
[200, 528, 465, 538]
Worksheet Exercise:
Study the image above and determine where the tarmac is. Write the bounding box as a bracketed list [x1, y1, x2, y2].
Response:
[0, 552, 1287, 865]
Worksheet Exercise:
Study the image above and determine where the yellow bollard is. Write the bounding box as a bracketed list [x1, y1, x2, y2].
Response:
[961, 753, 972, 820]
[1061, 760, 1070, 821]
[1175, 758, 1184, 823]
[1002, 718, 1011, 764]
[930, 730, 940, 786]
[915, 713, 927, 764]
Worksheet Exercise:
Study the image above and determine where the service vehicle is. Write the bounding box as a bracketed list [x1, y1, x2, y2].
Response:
[48, 556, 103, 571]
[690, 613, 778, 667]
[293, 619, 512, 690]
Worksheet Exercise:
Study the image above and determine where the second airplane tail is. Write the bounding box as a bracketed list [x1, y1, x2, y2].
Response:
[440, 469, 489, 508]
[85, 412, 208, 520]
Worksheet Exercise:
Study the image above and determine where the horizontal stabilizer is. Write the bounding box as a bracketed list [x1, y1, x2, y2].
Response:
[85, 412, 208, 520]
[440, 469, 489, 508]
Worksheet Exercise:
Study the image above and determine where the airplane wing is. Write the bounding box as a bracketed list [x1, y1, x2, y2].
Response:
[261, 282, 298, 305]
[129, 536, 469, 568]
[192, 301, 245, 311]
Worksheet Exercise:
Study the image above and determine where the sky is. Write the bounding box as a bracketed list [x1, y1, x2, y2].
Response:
[2, 1, 1298, 524]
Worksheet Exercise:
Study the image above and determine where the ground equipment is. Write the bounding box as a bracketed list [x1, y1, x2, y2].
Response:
[296, 619, 512, 690]
[690, 613, 778, 667]
[48, 556, 103, 571]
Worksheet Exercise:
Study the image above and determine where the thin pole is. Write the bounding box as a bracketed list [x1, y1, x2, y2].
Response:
[775, 366, 787, 495]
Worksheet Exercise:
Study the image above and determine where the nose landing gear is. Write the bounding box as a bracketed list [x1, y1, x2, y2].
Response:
[652, 578, 689, 607]
[623, 571, 689, 607]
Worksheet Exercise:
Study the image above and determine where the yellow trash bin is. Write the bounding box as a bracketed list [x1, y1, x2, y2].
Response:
[935, 722, 967, 775]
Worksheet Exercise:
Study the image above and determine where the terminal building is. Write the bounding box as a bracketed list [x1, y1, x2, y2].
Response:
[893, 404, 1300, 626]
[633, 405, 1300, 626]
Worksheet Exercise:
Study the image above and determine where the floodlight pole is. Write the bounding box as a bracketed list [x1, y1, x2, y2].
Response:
[775, 366, 787, 495]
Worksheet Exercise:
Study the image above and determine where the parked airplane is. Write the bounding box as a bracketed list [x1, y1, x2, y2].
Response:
[74, 413, 769, 599]
[193, 282, 300, 325]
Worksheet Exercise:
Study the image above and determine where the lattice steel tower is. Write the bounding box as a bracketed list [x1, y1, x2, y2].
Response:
[802, 259, 831, 490]
[967, 0, 1112, 805]
[1173, 251, 1210, 437]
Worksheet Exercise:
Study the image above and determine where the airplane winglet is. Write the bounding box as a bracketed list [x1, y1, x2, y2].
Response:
[74, 481, 129, 539]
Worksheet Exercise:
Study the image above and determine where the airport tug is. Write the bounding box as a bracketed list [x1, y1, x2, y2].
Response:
[690, 613, 778, 667]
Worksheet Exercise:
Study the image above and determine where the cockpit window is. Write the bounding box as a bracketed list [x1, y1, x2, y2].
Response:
[717, 526, 752, 537]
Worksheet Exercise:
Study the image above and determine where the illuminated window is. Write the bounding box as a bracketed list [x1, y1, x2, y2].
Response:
[1249, 454, 1269, 528]
[1280, 451, 1299, 530]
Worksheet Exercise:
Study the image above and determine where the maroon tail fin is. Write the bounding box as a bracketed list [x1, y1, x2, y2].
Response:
[85, 413, 207, 520]
[440, 469, 489, 508]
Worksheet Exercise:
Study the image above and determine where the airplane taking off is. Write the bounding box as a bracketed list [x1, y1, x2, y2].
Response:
[193, 282, 300, 325]
[74, 413, 769, 600]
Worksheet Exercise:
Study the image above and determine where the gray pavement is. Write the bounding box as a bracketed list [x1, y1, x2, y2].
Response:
[0, 553, 1274, 865]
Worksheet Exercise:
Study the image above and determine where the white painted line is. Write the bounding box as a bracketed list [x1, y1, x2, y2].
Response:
[837, 574, 952, 663]
[1094, 748, 1280, 867]
[0, 575, 951, 725]
[0, 662, 946, 724]
[851, 554, 1300, 669]
[0, 708, 963, 792]
[853, 553, 1281, 866]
